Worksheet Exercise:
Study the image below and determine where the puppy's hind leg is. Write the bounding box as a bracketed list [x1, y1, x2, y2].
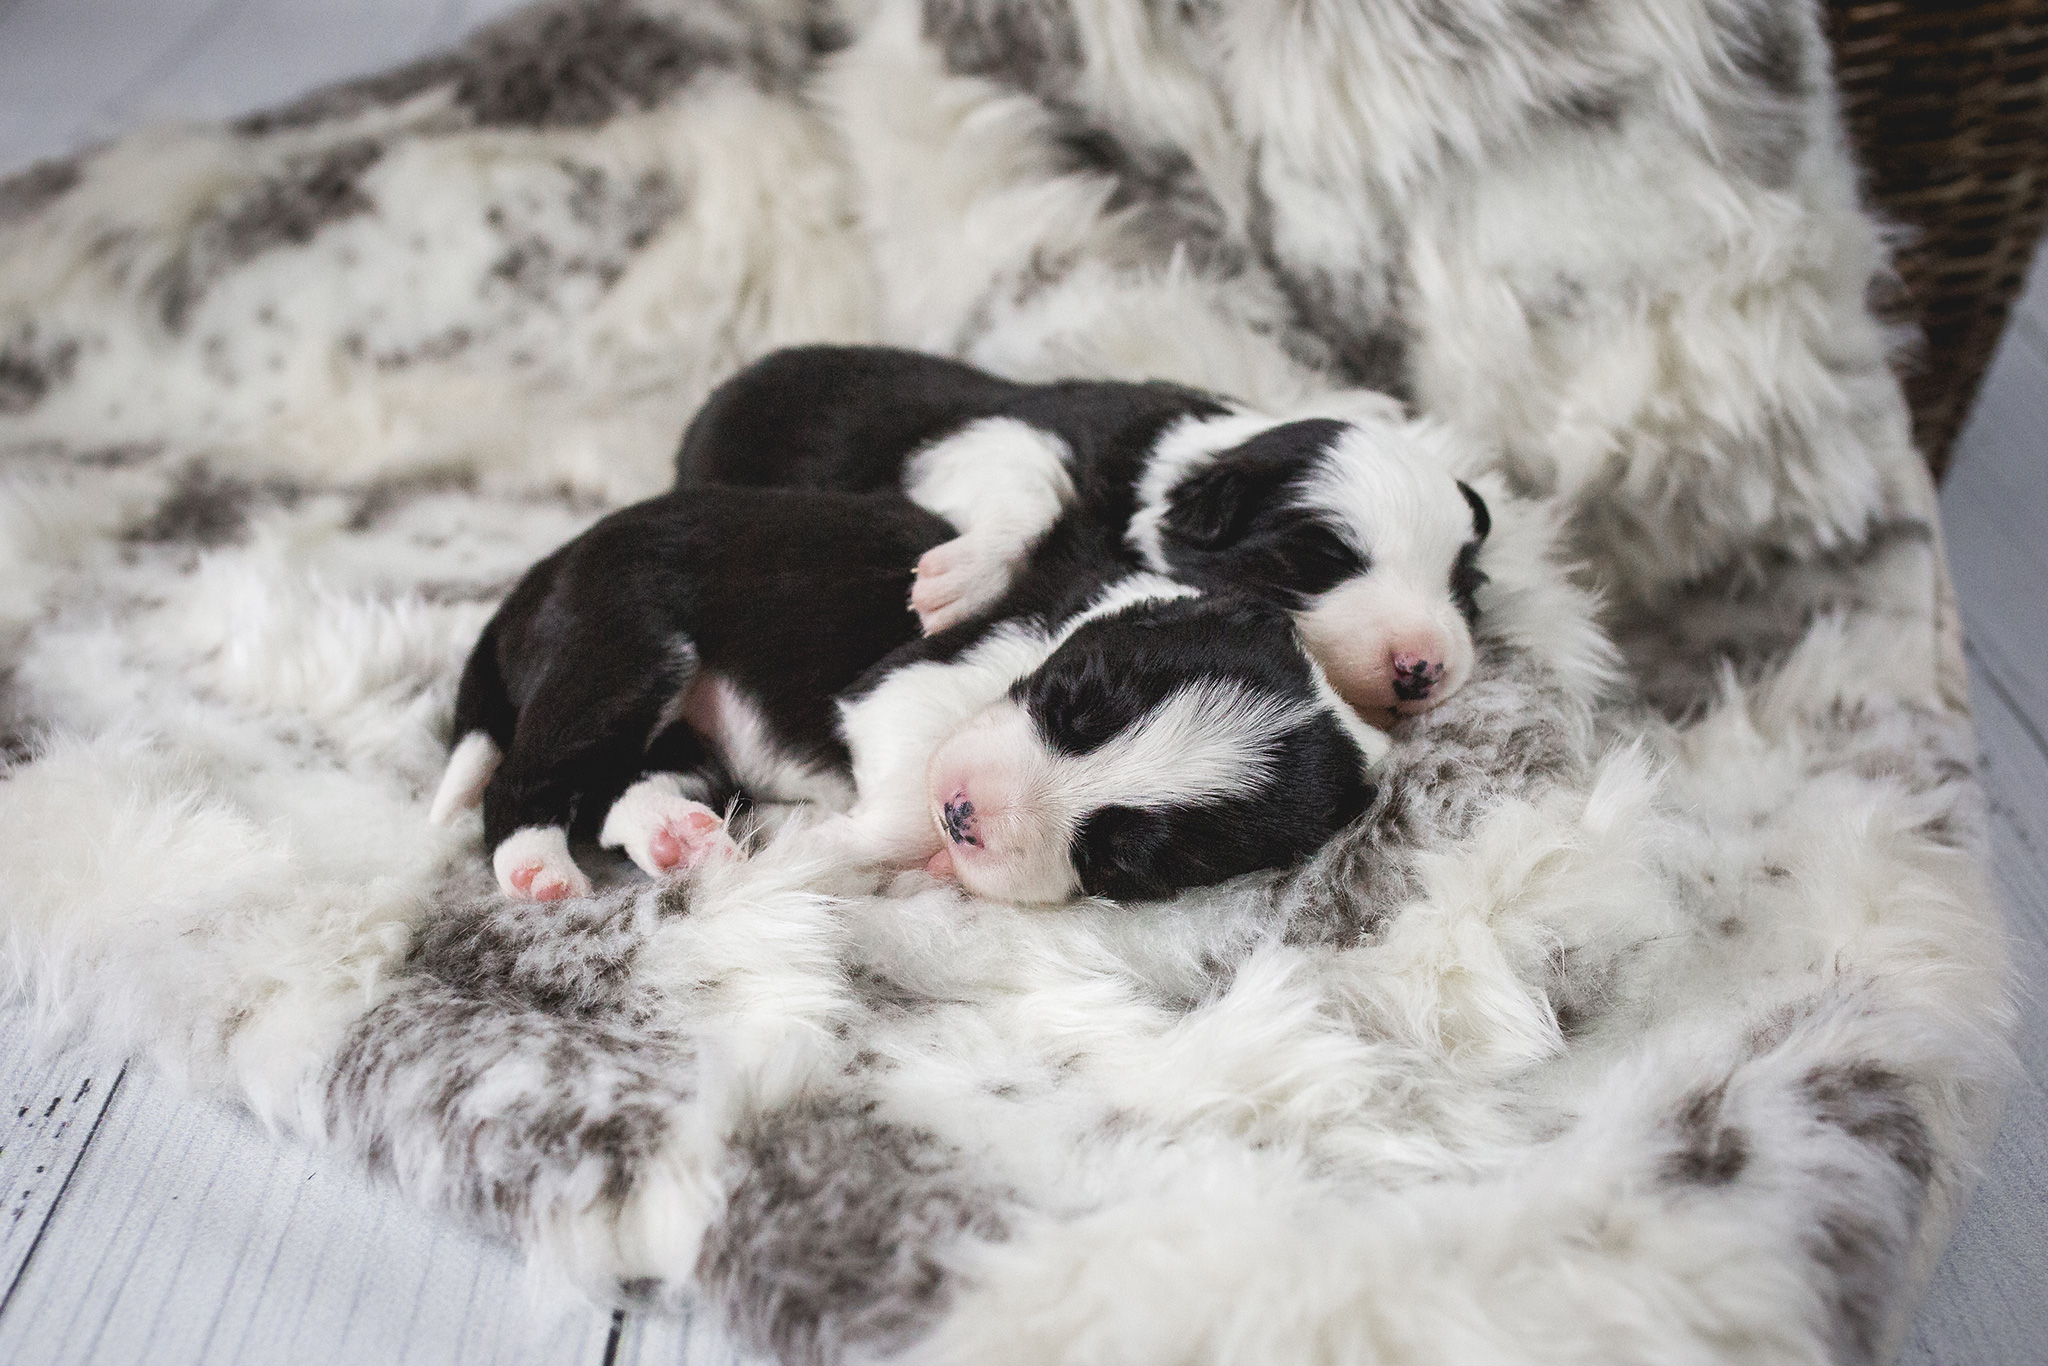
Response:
[481, 660, 694, 902]
[600, 722, 740, 877]
[492, 825, 591, 903]
[431, 617, 516, 825]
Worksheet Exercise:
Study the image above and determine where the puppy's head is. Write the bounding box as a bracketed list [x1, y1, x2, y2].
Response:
[1141, 417, 1489, 721]
[923, 595, 1376, 904]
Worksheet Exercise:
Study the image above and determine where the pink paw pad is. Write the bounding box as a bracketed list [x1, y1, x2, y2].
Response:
[510, 863, 573, 901]
[602, 783, 740, 878]
[493, 827, 592, 902]
[910, 538, 1008, 635]
[646, 806, 735, 871]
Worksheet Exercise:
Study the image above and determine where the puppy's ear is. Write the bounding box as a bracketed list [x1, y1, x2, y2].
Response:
[1072, 805, 1171, 901]
[1456, 480, 1491, 541]
[1333, 771, 1377, 829]
[1160, 420, 1343, 555]
[1162, 463, 1258, 550]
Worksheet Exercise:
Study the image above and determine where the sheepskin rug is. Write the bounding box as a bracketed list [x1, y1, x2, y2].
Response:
[0, 1, 2009, 1362]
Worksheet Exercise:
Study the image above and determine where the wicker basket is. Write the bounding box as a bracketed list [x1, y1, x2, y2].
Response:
[1829, 0, 2048, 476]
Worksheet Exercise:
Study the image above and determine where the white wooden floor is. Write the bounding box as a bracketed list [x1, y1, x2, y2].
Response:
[0, 3, 2043, 1362]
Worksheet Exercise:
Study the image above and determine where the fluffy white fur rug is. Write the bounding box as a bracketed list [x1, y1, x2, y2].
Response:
[0, 2, 2009, 1362]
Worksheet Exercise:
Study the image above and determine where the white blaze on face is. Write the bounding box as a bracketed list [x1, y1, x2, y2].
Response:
[923, 679, 1326, 904]
[1292, 422, 1481, 717]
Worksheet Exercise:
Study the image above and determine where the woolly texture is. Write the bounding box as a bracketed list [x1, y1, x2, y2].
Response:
[0, 2, 2006, 1363]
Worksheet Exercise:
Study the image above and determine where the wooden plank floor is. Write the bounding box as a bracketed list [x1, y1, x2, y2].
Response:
[1, 3, 2044, 1361]
[0, 1046, 619, 1366]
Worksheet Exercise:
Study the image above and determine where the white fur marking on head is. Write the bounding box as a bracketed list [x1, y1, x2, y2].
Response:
[428, 730, 500, 825]
[1292, 419, 1485, 713]
[927, 678, 1330, 904]
[1053, 679, 1323, 811]
[1297, 419, 1480, 581]
[828, 574, 1199, 875]
[1053, 573, 1203, 644]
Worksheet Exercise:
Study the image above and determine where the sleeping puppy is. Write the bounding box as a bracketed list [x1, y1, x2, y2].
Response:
[828, 574, 1383, 904]
[429, 489, 1379, 904]
[675, 345, 1491, 722]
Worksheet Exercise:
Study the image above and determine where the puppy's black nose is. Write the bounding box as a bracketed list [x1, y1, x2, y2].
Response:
[941, 796, 980, 847]
[1392, 653, 1444, 702]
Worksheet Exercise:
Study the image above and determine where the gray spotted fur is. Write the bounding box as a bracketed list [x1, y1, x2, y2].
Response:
[1608, 520, 1936, 721]
[0, 156, 80, 225]
[0, 3, 1998, 1363]
[0, 326, 78, 414]
[923, 0, 1083, 103]
[1661, 1077, 1750, 1186]
[486, 166, 681, 306]
[1276, 645, 1592, 947]
[125, 462, 256, 546]
[1796, 1060, 1937, 1365]
[237, 0, 827, 136]
[156, 141, 385, 333]
[324, 887, 692, 1244]
[0, 665, 37, 768]
[696, 1097, 1009, 1366]
[1244, 144, 1412, 395]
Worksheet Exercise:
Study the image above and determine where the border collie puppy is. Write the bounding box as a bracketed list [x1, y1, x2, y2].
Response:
[675, 345, 1491, 723]
[430, 491, 1380, 905]
[829, 575, 1383, 904]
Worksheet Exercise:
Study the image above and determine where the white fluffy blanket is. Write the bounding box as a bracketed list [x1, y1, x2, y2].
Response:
[0, 2, 2009, 1362]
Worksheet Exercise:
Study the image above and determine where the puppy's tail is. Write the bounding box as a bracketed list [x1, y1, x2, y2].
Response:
[430, 621, 513, 826]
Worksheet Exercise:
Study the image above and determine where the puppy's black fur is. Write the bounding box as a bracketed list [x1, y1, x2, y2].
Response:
[452, 487, 951, 850]
[677, 343, 1225, 539]
[674, 346, 1491, 640]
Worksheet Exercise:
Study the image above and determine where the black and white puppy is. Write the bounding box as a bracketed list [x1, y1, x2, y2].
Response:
[430, 489, 1379, 905]
[675, 345, 1492, 723]
[832, 573, 1383, 904]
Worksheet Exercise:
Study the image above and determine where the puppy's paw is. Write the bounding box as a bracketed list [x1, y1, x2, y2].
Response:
[492, 826, 593, 902]
[600, 776, 739, 877]
[911, 536, 1015, 635]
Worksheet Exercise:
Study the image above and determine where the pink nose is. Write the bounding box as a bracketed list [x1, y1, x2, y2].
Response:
[940, 792, 982, 847]
[1391, 652, 1445, 703]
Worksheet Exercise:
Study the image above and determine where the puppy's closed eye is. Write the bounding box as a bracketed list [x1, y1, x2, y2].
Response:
[1456, 480, 1491, 542]
[1239, 512, 1365, 606]
[1451, 481, 1491, 625]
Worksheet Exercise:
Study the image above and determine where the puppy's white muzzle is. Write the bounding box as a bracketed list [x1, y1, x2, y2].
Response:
[1296, 576, 1474, 719]
[923, 702, 1080, 905]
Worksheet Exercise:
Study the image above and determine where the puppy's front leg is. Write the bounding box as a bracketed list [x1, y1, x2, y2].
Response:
[904, 418, 1074, 634]
[792, 803, 942, 876]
